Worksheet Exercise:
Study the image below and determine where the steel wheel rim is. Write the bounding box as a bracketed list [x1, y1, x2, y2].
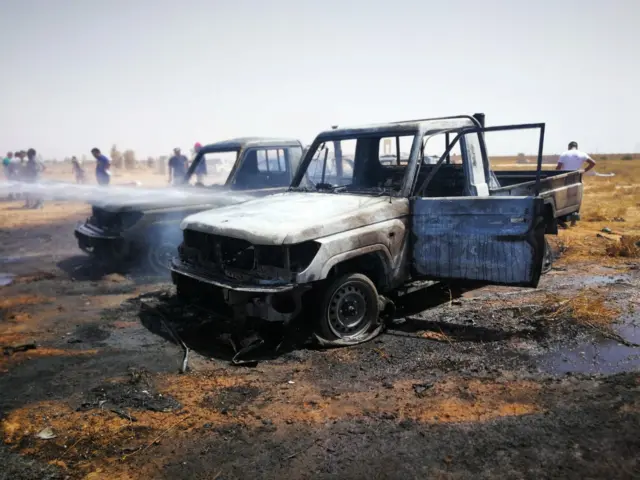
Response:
[327, 281, 370, 338]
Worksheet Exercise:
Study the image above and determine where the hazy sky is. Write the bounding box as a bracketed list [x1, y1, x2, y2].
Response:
[1, 0, 638, 159]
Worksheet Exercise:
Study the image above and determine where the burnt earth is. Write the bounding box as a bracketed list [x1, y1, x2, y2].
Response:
[0, 217, 639, 479]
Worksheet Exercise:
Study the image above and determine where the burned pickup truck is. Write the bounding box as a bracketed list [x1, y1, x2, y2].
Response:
[74, 137, 303, 274]
[171, 114, 583, 345]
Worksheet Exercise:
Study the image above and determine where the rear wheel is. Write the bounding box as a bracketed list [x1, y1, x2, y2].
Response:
[315, 273, 380, 344]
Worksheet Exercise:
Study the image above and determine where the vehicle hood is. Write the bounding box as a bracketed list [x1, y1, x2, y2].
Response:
[181, 192, 409, 245]
[92, 187, 255, 213]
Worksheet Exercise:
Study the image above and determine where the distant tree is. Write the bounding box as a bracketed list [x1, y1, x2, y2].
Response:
[110, 144, 123, 169]
[123, 149, 136, 170]
[157, 155, 168, 175]
[621, 154, 634, 161]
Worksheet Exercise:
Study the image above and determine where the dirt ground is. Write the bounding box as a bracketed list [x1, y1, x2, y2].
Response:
[1, 161, 639, 479]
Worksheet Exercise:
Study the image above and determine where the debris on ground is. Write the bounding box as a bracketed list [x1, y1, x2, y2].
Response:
[35, 427, 56, 440]
[3, 343, 37, 356]
[139, 300, 191, 373]
[413, 383, 434, 397]
[77, 368, 181, 413]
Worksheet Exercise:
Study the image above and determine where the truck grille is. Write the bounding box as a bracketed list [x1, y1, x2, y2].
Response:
[89, 207, 121, 230]
[183, 230, 255, 270]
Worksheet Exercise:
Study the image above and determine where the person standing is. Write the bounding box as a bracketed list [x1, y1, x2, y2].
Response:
[193, 142, 207, 184]
[24, 148, 45, 209]
[556, 141, 596, 172]
[91, 148, 111, 186]
[71, 156, 86, 183]
[557, 141, 595, 227]
[2, 152, 13, 179]
[168, 147, 188, 185]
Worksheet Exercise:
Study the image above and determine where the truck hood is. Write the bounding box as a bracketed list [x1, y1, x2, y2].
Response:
[92, 187, 255, 213]
[182, 192, 409, 245]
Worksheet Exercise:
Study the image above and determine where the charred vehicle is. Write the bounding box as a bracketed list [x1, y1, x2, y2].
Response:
[171, 114, 583, 345]
[74, 137, 303, 274]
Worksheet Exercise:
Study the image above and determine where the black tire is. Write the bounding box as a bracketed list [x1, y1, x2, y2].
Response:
[146, 240, 178, 276]
[542, 237, 553, 274]
[316, 273, 380, 343]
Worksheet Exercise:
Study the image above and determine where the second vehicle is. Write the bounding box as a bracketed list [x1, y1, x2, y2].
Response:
[74, 137, 304, 274]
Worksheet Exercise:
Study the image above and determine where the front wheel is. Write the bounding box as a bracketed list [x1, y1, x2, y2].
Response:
[315, 273, 381, 346]
[146, 240, 178, 276]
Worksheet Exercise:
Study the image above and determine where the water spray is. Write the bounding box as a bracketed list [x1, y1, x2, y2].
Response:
[0, 180, 256, 208]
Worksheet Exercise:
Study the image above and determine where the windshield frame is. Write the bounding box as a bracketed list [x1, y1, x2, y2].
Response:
[184, 148, 240, 187]
[291, 127, 423, 197]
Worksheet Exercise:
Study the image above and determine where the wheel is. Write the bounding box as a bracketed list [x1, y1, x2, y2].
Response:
[542, 237, 553, 274]
[146, 240, 178, 276]
[316, 273, 381, 344]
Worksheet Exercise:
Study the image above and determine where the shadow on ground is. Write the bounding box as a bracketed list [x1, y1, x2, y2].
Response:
[135, 282, 488, 365]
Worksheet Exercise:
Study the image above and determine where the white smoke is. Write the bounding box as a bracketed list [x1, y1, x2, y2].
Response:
[0, 180, 256, 207]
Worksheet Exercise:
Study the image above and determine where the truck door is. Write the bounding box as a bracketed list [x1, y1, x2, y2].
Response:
[411, 126, 546, 287]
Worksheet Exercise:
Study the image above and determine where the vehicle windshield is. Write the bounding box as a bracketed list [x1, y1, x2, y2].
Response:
[296, 133, 418, 194]
[186, 150, 238, 187]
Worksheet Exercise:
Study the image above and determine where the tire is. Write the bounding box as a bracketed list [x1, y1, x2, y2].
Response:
[542, 237, 553, 274]
[316, 273, 380, 344]
[146, 240, 178, 276]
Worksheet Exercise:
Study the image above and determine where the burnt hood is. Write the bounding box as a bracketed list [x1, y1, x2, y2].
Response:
[181, 192, 409, 245]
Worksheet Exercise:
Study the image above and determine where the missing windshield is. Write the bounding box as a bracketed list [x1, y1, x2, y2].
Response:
[188, 150, 238, 187]
[299, 134, 417, 194]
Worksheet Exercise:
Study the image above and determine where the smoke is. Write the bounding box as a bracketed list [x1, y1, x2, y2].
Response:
[0, 180, 265, 276]
[0, 180, 256, 208]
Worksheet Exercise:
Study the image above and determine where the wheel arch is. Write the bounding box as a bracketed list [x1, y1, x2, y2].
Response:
[321, 245, 393, 291]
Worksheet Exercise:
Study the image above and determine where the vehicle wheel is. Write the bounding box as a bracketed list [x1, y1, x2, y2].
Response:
[542, 237, 553, 274]
[316, 273, 381, 344]
[146, 240, 178, 276]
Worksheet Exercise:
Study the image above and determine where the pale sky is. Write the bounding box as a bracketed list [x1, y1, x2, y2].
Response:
[1, 0, 639, 159]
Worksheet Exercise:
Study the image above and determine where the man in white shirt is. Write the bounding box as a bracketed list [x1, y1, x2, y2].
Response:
[556, 141, 596, 172]
[556, 141, 595, 227]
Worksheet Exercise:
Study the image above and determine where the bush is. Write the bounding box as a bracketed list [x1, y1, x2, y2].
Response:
[621, 154, 634, 161]
[123, 150, 136, 170]
[110, 145, 123, 169]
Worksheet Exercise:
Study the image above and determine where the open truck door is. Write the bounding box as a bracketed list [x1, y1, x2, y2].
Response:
[410, 123, 547, 287]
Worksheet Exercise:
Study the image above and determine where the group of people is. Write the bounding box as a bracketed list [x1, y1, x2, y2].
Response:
[68, 148, 112, 185]
[167, 142, 206, 185]
[1, 147, 113, 208]
[2, 148, 46, 208]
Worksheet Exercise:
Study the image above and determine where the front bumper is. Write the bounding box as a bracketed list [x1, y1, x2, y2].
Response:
[171, 258, 308, 323]
[170, 258, 296, 293]
[74, 222, 128, 255]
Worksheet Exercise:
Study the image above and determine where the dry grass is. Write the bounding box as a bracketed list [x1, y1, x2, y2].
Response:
[605, 235, 640, 258]
[545, 288, 620, 329]
[545, 159, 640, 264]
[0, 295, 51, 311]
[540, 288, 638, 347]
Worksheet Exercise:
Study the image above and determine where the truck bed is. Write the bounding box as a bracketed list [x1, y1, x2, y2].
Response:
[492, 170, 583, 218]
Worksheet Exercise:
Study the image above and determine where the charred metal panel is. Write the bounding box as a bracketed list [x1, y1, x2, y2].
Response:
[411, 197, 543, 286]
